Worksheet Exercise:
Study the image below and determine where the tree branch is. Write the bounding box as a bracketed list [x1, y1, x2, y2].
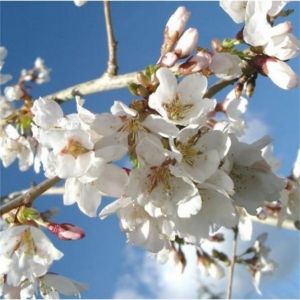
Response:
[103, 0, 118, 76]
[45, 71, 138, 102]
[0, 177, 61, 216]
[226, 227, 238, 300]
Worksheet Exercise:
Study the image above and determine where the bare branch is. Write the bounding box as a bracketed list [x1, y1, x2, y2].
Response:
[103, 0, 118, 76]
[0, 177, 61, 216]
[45, 72, 138, 102]
[226, 227, 238, 300]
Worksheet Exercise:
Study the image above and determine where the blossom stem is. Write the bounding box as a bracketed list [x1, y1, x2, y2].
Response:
[103, 0, 118, 76]
[226, 226, 238, 300]
[203, 78, 237, 99]
[0, 176, 61, 216]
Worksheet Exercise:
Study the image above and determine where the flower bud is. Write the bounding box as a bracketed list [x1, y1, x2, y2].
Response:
[197, 250, 225, 279]
[166, 6, 190, 40]
[48, 223, 85, 240]
[4, 85, 24, 101]
[160, 52, 178, 67]
[211, 39, 223, 52]
[179, 50, 212, 74]
[255, 56, 299, 89]
[174, 246, 186, 273]
[174, 28, 198, 58]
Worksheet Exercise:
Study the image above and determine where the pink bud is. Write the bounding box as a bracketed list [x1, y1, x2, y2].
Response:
[160, 52, 178, 67]
[166, 6, 191, 39]
[48, 223, 85, 240]
[174, 28, 198, 58]
[255, 56, 299, 89]
[179, 50, 212, 74]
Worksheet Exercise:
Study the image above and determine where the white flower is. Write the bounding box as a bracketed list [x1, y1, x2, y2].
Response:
[165, 6, 190, 39]
[170, 127, 231, 183]
[220, 0, 247, 23]
[40, 274, 87, 298]
[210, 52, 242, 80]
[36, 127, 95, 178]
[127, 137, 201, 218]
[32, 100, 102, 178]
[101, 197, 167, 253]
[170, 185, 237, 242]
[264, 27, 300, 61]
[214, 89, 248, 135]
[243, 0, 298, 60]
[0, 125, 34, 171]
[92, 100, 179, 150]
[149, 68, 215, 126]
[0, 226, 63, 287]
[32, 98, 63, 128]
[64, 158, 128, 217]
[226, 136, 286, 215]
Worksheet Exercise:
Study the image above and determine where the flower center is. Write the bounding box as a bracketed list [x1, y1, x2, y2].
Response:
[60, 139, 89, 158]
[163, 95, 193, 121]
[21, 229, 36, 256]
[147, 166, 171, 193]
[176, 142, 200, 166]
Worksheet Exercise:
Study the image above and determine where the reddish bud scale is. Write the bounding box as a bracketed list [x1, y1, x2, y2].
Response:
[48, 223, 85, 240]
[123, 167, 131, 175]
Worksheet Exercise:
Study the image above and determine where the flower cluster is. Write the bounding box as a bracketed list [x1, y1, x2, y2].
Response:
[0, 1, 299, 298]
[220, 0, 299, 89]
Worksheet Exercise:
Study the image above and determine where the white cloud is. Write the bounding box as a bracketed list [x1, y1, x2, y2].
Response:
[114, 223, 300, 299]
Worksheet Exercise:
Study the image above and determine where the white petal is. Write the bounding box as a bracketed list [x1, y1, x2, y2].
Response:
[95, 164, 128, 197]
[111, 101, 137, 117]
[177, 73, 207, 101]
[142, 114, 179, 138]
[177, 192, 202, 218]
[136, 136, 167, 166]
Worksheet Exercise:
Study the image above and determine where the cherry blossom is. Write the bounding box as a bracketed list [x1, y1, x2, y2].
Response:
[149, 67, 215, 126]
[0, 225, 63, 287]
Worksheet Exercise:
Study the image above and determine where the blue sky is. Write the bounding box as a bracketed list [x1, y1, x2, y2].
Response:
[1, 1, 299, 298]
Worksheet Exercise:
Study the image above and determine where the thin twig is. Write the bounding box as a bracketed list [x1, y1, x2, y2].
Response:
[103, 0, 118, 76]
[226, 227, 238, 300]
[204, 78, 237, 99]
[0, 177, 61, 216]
